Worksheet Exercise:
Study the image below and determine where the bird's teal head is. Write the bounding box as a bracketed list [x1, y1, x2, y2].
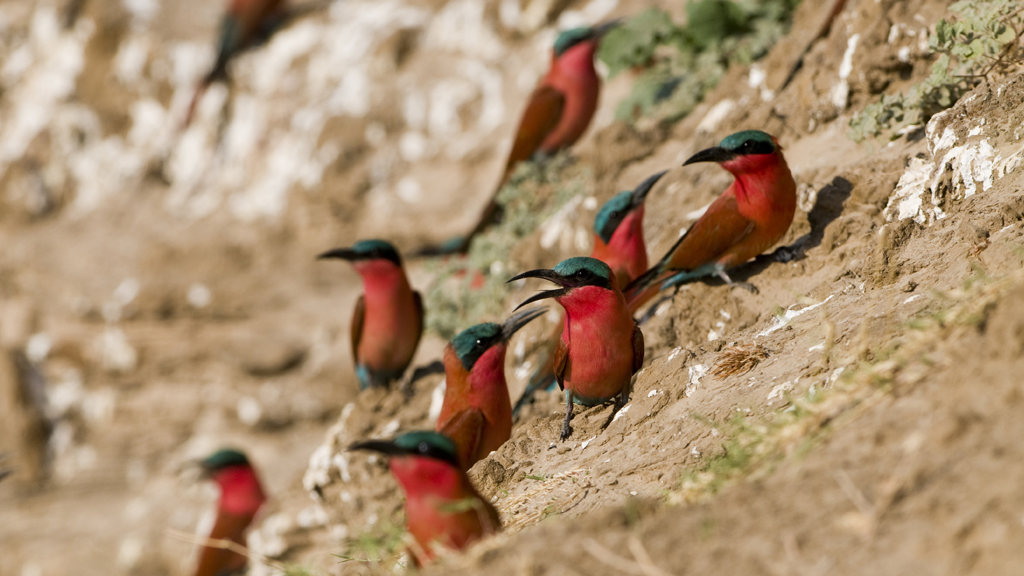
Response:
[594, 192, 634, 244]
[451, 323, 502, 370]
[199, 448, 250, 473]
[350, 431, 460, 468]
[683, 130, 778, 166]
[450, 308, 546, 370]
[509, 257, 615, 309]
[593, 170, 667, 243]
[317, 239, 402, 266]
[553, 19, 621, 56]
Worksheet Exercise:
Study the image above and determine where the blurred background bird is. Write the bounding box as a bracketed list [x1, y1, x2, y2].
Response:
[437, 308, 545, 470]
[350, 431, 500, 565]
[421, 20, 621, 255]
[193, 448, 267, 576]
[512, 171, 665, 418]
[510, 257, 643, 441]
[319, 240, 423, 390]
[625, 130, 797, 316]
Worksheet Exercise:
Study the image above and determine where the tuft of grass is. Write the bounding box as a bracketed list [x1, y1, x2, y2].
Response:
[670, 268, 1023, 506]
[849, 0, 1024, 142]
[598, 0, 801, 124]
[711, 343, 769, 378]
[334, 515, 406, 566]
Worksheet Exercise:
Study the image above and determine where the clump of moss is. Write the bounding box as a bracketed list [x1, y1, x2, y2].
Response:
[598, 0, 802, 124]
[849, 0, 1024, 142]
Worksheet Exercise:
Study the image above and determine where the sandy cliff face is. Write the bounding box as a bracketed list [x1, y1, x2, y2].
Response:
[4, 0, 1024, 575]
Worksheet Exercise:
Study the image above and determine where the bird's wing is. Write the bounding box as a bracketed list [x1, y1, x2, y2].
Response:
[552, 333, 569, 392]
[631, 324, 645, 374]
[412, 290, 425, 353]
[503, 85, 566, 179]
[661, 192, 755, 272]
[438, 408, 485, 470]
[350, 294, 365, 364]
[193, 511, 254, 576]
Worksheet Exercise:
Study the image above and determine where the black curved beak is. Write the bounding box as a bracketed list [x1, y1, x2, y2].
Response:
[508, 269, 571, 310]
[630, 170, 669, 208]
[683, 147, 737, 166]
[317, 247, 358, 261]
[349, 439, 407, 457]
[514, 289, 567, 311]
[507, 268, 566, 285]
[593, 18, 623, 38]
[501, 307, 547, 340]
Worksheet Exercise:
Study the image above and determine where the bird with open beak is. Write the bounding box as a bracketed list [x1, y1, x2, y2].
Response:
[509, 257, 644, 441]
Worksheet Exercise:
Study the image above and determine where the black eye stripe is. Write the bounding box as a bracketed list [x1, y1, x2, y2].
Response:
[737, 139, 774, 155]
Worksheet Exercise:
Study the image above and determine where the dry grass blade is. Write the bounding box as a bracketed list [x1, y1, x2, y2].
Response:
[166, 528, 287, 572]
[499, 468, 593, 530]
[583, 537, 677, 576]
[711, 343, 769, 378]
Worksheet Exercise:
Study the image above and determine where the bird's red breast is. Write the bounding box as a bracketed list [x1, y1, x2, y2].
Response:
[437, 344, 513, 468]
[557, 285, 637, 402]
[353, 260, 422, 374]
[195, 465, 266, 576]
[590, 206, 648, 290]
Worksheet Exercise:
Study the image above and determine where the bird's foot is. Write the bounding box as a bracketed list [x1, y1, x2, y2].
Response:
[731, 281, 759, 294]
[559, 421, 574, 442]
[771, 244, 804, 263]
[560, 392, 575, 441]
[717, 269, 759, 294]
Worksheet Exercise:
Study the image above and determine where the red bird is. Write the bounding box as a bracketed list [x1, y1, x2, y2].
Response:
[184, 0, 289, 127]
[193, 449, 267, 576]
[625, 130, 797, 313]
[512, 170, 666, 418]
[510, 257, 644, 441]
[350, 431, 501, 565]
[319, 240, 424, 390]
[424, 21, 620, 255]
[437, 308, 546, 469]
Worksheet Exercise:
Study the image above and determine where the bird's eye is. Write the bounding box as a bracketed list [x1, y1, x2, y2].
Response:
[576, 270, 588, 278]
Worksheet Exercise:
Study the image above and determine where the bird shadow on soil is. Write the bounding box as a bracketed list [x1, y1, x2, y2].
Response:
[740, 175, 854, 274]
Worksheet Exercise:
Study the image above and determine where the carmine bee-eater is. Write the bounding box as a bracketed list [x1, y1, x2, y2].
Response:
[184, 0, 289, 127]
[318, 240, 424, 390]
[423, 21, 620, 255]
[437, 308, 546, 470]
[350, 431, 501, 565]
[511, 170, 666, 418]
[509, 257, 644, 441]
[624, 130, 797, 312]
[193, 449, 267, 576]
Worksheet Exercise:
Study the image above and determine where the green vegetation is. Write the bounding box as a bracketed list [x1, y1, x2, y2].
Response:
[849, 0, 1024, 142]
[424, 156, 583, 339]
[334, 516, 406, 566]
[598, 0, 801, 123]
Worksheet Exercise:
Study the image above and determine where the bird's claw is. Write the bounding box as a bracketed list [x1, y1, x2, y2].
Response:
[771, 244, 803, 263]
[731, 281, 759, 294]
[559, 423, 574, 442]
